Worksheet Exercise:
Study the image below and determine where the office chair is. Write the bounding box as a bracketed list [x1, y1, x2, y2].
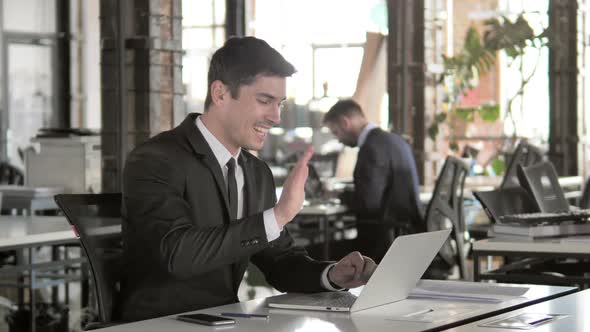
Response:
[54, 193, 123, 330]
[424, 156, 470, 280]
[310, 152, 340, 178]
[579, 176, 590, 209]
[499, 141, 543, 189]
[0, 162, 24, 185]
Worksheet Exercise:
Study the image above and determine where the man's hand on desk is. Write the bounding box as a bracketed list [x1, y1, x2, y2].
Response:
[329, 252, 377, 289]
[274, 146, 314, 227]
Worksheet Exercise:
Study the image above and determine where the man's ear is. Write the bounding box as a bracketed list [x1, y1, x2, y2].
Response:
[210, 80, 227, 106]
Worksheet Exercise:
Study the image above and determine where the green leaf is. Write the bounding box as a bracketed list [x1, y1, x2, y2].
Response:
[490, 157, 506, 176]
[454, 107, 476, 122]
[428, 124, 439, 140]
[479, 104, 500, 122]
[435, 112, 447, 122]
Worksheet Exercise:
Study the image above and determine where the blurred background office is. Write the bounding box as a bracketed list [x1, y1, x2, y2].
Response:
[0, 0, 589, 331]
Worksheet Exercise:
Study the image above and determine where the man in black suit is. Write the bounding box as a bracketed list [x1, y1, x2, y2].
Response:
[323, 99, 424, 263]
[119, 37, 376, 322]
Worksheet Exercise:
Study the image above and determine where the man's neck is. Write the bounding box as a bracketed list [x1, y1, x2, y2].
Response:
[200, 112, 240, 156]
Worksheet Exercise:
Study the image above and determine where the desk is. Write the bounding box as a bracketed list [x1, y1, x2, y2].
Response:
[0, 185, 64, 215]
[0, 216, 75, 250]
[464, 176, 583, 196]
[296, 204, 350, 260]
[91, 281, 575, 332]
[473, 237, 590, 287]
[0, 216, 83, 332]
[446, 288, 590, 331]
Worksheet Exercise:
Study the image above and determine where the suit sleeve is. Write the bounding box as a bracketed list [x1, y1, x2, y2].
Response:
[123, 149, 270, 280]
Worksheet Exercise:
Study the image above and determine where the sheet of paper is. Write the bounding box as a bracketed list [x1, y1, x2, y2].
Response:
[561, 236, 590, 243]
[479, 313, 567, 330]
[408, 280, 529, 302]
[386, 306, 479, 323]
[407, 293, 502, 303]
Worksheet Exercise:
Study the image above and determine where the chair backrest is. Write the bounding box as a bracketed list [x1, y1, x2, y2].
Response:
[516, 161, 570, 213]
[500, 141, 544, 189]
[580, 176, 590, 209]
[303, 164, 323, 200]
[54, 193, 122, 325]
[310, 152, 339, 178]
[473, 187, 538, 223]
[0, 162, 24, 185]
[424, 156, 469, 278]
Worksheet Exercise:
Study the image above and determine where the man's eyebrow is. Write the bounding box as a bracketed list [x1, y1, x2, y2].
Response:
[256, 92, 286, 102]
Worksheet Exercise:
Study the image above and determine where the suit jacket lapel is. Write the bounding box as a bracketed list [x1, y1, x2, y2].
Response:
[177, 113, 232, 221]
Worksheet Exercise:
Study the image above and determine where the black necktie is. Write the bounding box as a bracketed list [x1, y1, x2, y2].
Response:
[226, 158, 238, 220]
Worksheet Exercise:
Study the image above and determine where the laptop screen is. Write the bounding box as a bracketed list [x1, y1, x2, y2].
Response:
[516, 162, 570, 213]
[473, 187, 538, 223]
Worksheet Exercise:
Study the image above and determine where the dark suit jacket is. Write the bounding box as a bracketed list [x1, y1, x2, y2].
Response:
[119, 113, 330, 322]
[342, 127, 424, 231]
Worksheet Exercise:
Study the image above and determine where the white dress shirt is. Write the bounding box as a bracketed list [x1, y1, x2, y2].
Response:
[196, 117, 281, 241]
[196, 117, 340, 291]
[357, 122, 378, 148]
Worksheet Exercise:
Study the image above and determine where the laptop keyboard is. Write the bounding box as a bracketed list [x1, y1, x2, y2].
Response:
[499, 210, 590, 224]
[288, 292, 358, 308]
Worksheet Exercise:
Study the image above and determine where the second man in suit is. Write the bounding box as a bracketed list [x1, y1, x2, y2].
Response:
[323, 99, 424, 263]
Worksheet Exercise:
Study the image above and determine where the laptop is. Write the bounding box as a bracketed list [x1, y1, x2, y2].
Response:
[516, 161, 571, 213]
[473, 187, 538, 223]
[489, 162, 590, 224]
[267, 229, 452, 313]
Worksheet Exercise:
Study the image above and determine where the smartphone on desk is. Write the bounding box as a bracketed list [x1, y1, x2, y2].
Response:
[177, 313, 236, 326]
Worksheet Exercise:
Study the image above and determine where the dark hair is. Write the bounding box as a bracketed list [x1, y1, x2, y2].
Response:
[204, 36, 296, 110]
[323, 99, 365, 124]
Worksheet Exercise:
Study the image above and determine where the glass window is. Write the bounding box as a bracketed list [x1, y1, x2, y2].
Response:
[3, 0, 56, 33]
[7, 42, 54, 169]
[182, 0, 226, 113]
[248, 0, 386, 106]
[313, 46, 364, 98]
[499, 0, 549, 141]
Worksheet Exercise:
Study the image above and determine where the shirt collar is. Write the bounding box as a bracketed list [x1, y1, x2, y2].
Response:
[357, 122, 378, 147]
[196, 116, 241, 168]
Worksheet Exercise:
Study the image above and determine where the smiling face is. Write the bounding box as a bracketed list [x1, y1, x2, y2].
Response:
[208, 74, 286, 154]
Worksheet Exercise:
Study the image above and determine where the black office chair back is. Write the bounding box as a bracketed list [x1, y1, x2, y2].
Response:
[424, 156, 469, 279]
[500, 141, 543, 189]
[310, 152, 340, 178]
[473, 187, 538, 223]
[303, 164, 323, 200]
[54, 193, 123, 326]
[516, 161, 570, 213]
[579, 176, 590, 209]
[0, 161, 24, 185]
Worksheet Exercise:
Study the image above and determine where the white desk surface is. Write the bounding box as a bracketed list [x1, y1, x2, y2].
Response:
[299, 204, 349, 216]
[463, 175, 582, 190]
[473, 237, 590, 254]
[0, 216, 76, 250]
[446, 289, 590, 332]
[94, 281, 575, 332]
